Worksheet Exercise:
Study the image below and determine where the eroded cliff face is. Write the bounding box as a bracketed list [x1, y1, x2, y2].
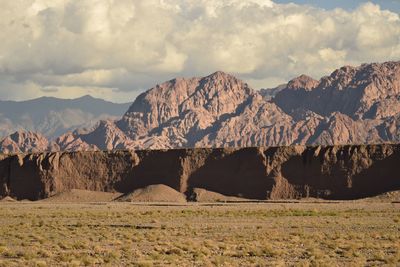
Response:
[0, 145, 399, 201]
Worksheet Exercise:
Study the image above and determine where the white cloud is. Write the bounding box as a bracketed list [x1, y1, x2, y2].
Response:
[0, 0, 399, 102]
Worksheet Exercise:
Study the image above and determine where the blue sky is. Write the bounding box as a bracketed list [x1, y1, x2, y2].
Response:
[275, 0, 400, 12]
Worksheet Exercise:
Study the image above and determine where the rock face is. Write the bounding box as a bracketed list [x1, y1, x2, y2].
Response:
[0, 145, 399, 201]
[116, 71, 254, 147]
[70, 61, 400, 150]
[1, 61, 400, 153]
[259, 84, 286, 100]
[274, 62, 400, 119]
[70, 120, 135, 151]
[51, 133, 98, 152]
[0, 131, 49, 154]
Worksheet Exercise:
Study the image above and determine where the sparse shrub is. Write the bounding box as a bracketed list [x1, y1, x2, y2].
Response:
[34, 260, 47, 267]
[135, 260, 153, 267]
[0, 246, 7, 255]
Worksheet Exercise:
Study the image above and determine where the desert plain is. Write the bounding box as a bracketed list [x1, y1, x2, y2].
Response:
[0, 194, 399, 266]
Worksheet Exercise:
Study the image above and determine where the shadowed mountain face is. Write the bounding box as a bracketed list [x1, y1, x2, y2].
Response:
[1, 61, 400, 153]
[273, 62, 400, 119]
[0, 95, 130, 139]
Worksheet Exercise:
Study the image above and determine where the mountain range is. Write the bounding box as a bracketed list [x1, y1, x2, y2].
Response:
[0, 95, 130, 139]
[1, 61, 399, 153]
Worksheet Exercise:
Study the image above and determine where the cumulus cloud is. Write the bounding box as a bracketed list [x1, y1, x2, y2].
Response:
[0, 0, 399, 102]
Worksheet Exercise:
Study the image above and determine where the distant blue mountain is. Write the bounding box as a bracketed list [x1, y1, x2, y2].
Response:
[0, 95, 131, 138]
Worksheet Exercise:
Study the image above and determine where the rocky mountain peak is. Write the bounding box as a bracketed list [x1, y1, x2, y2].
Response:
[287, 74, 319, 91]
[206, 70, 239, 82]
[274, 61, 400, 119]
[118, 71, 254, 141]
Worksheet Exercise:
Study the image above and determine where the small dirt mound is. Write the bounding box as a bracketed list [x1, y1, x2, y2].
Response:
[190, 188, 248, 202]
[360, 190, 400, 202]
[42, 189, 122, 203]
[0, 196, 17, 202]
[116, 184, 186, 203]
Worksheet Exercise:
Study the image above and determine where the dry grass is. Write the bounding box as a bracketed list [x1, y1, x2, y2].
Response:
[0, 201, 399, 266]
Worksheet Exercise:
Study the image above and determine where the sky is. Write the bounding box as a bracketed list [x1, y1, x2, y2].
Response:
[0, 0, 399, 103]
[275, 0, 400, 12]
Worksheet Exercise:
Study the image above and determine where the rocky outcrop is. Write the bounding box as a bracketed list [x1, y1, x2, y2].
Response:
[273, 61, 400, 119]
[69, 120, 135, 151]
[308, 113, 382, 145]
[0, 145, 399, 201]
[0, 131, 49, 154]
[195, 94, 321, 147]
[50, 133, 98, 152]
[116, 71, 255, 146]
[286, 74, 319, 91]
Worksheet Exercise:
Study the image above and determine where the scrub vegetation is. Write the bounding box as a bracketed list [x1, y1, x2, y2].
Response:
[0, 202, 399, 266]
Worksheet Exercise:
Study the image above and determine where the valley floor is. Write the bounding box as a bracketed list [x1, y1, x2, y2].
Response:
[0, 201, 399, 266]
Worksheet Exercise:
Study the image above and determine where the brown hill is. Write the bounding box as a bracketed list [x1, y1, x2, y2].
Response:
[116, 184, 187, 203]
[0, 196, 17, 202]
[189, 188, 249, 202]
[42, 189, 122, 203]
[357, 190, 400, 202]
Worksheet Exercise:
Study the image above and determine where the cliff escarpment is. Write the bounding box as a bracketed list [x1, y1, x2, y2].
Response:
[0, 145, 399, 201]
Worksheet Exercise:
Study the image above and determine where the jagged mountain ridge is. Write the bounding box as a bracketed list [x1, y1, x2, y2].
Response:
[274, 62, 400, 119]
[1, 61, 400, 153]
[117, 71, 255, 147]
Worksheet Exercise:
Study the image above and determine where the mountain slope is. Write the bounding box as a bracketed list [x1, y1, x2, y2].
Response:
[117, 71, 254, 142]
[273, 62, 400, 119]
[1, 61, 400, 153]
[0, 131, 49, 154]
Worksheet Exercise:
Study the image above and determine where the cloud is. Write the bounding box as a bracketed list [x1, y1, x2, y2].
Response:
[0, 0, 399, 102]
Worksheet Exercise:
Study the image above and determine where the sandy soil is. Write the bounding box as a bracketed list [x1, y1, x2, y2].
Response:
[41, 189, 122, 203]
[0, 196, 16, 202]
[0, 200, 398, 266]
[190, 188, 249, 202]
[116, 184, 187, 203]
